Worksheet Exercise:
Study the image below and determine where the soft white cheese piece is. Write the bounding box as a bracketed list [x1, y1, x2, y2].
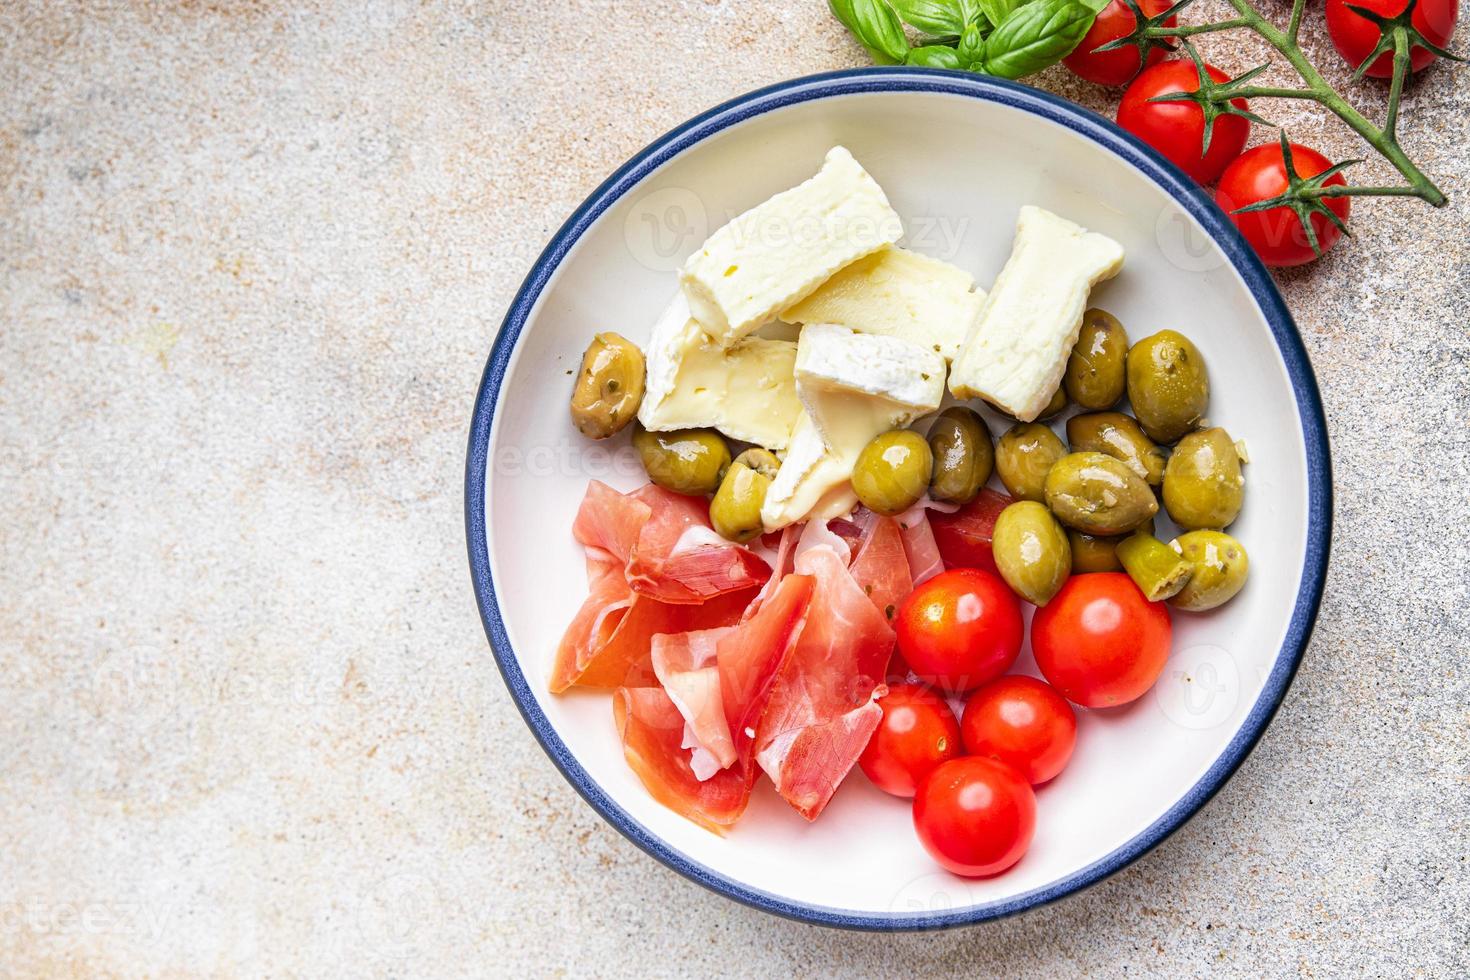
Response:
[949, 206, 1125, 421]
[761, 324, 946, 530]
[637, 292, 803, 450]
[679, 146, 904, 347]
[779, 246, 985, 361]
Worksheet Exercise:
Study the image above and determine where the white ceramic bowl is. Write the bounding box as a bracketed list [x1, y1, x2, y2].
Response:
[466, 69, 1331, 929]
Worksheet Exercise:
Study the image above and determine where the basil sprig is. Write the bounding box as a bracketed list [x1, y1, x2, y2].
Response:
[831, 0, 1102, 80]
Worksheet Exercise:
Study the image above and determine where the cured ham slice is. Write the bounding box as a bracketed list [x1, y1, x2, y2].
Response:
[624, 485, 771, 604]
[613, 686, 755, 834]
[551, 584, 756, 693]
[718, 573, 814, 769]
[848, 513, 911, 622]
[755, 541, 895, 820]
[928, 488, 1012, 572]
[895, 504, 945, 586]
[651, 627, 738, 773]
[572, 481, 650, 563]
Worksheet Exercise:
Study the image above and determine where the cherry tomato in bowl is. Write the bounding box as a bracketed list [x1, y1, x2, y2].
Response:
[1326, 0, 1460, 78]
[1064, 0, 1178, 87]
[913, 756, 1037, 878]
[859, 683, 962, 798]
[1032, 573, 1172, 708]
[894, 568, 1023, 694]
[961, 675, 1078, 785]
[1117, 59, 1251, 185]
[1216, 142, 1351, 268]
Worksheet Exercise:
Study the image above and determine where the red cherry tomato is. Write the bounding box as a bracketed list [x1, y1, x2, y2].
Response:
[1326, 0, 1459, 78]
[1032, 573, 1172, 708]
[894, 568, 1023, 694]
[961, 676, 1078, 785]
[913, 757, 1037, 878]
[1116, 60, 1251, 185]
[1216, 143, 1350, 268]
[859, 683, 962, 798]
[1064, 0, 1177, 87]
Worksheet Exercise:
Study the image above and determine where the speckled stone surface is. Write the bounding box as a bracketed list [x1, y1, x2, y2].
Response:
[2, 1, 1467, 975]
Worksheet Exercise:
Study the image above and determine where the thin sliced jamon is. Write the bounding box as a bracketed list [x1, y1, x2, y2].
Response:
[848, 512, 911, 622]
[572, 480, 651, 563]
[613, 686, 755, 834]
[756, 541, 895, 820]
[928, 488, 1012, 572]
[895, 504, 944, 586]
[625, 485, 770, 604]
[550, 555, 634, 693]
[718, 573, 814, 769]
[651, 627, 738, 773]
[552, 585, 756, 693]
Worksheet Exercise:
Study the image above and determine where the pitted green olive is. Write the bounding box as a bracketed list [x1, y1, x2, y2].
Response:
[570, 332, 645, 439]
[710, 449, 779, 542]
[1043, 451, 1158, 535]
[1163, 427, 1245, 530]
[1064, 308, 1128, 410]
[1127, 330, 1210, 444]
[995, 423, 1067, 503]
[1066, 411, 1167, 487]
[928, 407, 994, 505]
[1169, 530, 1249, 611]
[632, 426, 730, 496]
[853, 429, 933, 516]
[1116, 533, 1194, 602]
[1068, 519, 1154, 573]
[992, 501, 1071, 606]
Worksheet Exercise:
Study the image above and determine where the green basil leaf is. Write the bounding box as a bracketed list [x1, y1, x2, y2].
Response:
[977, 0, 1095, 78]
[958, 20, 988, 67]
[905, 44, 965, 68]
[830, 0, 911, 64]
[890, 0, 967, 35]
[975, 0, 1024, 29]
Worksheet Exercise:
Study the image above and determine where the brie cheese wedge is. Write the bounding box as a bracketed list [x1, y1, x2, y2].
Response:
[637, 292, 803, 450]
[779, 246, 985, 361]
[761, 324, 946, 530]
[949, 206, 1124, 421]
[680, 146, 903, 348]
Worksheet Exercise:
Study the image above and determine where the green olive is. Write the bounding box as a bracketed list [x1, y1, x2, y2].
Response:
[1163, 427, 1244, 530]
[1169, 530, 1249, 611]
[995, 423, 1067, 503]
[1066, 411, 1167, 487]
[992, 501, 1071, 606]
[1126, 329, 1210, 444]
[1069, 530, 1123, 573]
[710, 449, 779, 542]
[570, 332, 645, 439]
[632, 425, 730, 496]
[853, 429, 933, 516]
[1116, 533, 1193, 602]
[1043, 451, 1158, 535]
[1036, 386, 1069, 421]
[1064, 308, 1128, 410]
[927, 407, 994, 505]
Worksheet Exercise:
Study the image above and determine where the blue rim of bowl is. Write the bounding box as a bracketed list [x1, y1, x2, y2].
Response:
[465, 67, 1332, 931]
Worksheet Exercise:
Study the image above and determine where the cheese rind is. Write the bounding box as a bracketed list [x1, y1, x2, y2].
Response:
[637, 293, 803, 450]
[761, 324, 946, 530]
[680, 146, 903, 347]
[779, 246, 984, 361]
[949, 206, 1125, 421]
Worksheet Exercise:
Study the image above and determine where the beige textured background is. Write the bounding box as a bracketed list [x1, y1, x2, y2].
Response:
[2, 1, 1467, 976]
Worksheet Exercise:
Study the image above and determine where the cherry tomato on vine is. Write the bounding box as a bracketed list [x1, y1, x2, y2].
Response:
[1032, 573, 1172, 708]
[859, 683, 962, 798]
[1216, 142, 1351, 268]
[894, 568, 1023, 694]
[913, 756, 1037, 877]
[961, 675, 1078, 785]
[1116, 59, 1251, 185]
[1064, 0, 1178, 87]
[1326, 0, 1460, 78]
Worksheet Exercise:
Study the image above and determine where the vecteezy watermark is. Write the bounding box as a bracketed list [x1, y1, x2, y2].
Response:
[1154, 643, 1242, 731]
[493, 439, 643, 481]
[0, 900, 173, 941]
[356, 871, 440, 959]
[886, 869, 976, 917]
[622, 187, 709, 273]
[1155, 204, 1229, 274]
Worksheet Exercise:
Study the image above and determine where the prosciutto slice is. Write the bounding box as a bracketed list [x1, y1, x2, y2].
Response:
[847, 513, 911, 622]
[895, 504, 945, 587]
[651, 627, 738, 773]
[613, 686, 755, 834]
[624, 485, 771, 604]
[928, 488, 1012, 572]
[755, 540, 895, 820]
